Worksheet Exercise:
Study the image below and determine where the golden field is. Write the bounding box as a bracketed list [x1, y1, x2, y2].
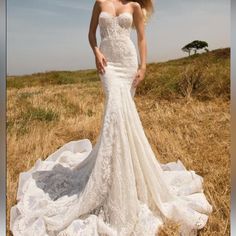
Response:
[7, 48, 230, 235]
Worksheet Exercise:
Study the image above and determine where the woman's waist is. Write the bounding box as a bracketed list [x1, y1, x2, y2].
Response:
[99, 38, 137, 64]
[100, 34, 131, 42]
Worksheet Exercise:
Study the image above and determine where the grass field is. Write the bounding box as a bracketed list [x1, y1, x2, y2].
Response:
[7, 48, 230, 235]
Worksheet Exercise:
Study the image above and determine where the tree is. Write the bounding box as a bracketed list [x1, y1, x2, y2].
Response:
[182, 40, 209, 56]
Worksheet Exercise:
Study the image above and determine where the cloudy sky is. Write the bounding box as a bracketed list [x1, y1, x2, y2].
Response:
[7, 0, 230, 75]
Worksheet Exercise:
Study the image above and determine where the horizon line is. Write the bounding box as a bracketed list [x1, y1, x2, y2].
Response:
[7, 46, 230, 77]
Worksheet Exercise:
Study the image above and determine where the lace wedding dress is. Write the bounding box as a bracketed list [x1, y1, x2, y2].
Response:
[10, 11, 213, 236]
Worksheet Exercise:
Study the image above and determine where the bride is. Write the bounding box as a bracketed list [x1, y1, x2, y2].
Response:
[10, 0, 213, 235]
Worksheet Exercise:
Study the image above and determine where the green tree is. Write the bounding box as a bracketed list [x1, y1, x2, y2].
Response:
[182, 40, 209, 56]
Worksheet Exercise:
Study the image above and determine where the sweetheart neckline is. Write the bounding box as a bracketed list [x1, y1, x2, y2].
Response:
[99, 11, 133, 18]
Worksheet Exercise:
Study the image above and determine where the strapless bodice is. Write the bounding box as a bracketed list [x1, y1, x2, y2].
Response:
[98, 11, 138, 67]
[98, 11, 133, 41]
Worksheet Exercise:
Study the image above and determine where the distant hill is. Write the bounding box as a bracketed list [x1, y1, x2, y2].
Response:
[7, 48, 230, 101]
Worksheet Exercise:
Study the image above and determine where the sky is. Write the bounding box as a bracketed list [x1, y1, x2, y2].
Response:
[7, 0, 230, 76]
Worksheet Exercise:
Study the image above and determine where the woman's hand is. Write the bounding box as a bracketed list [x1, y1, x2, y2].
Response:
[95, 50, 107, 75]
[132, 67, 146, 88]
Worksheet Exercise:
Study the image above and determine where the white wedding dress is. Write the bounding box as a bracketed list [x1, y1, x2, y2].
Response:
[10, 12, 213, 236]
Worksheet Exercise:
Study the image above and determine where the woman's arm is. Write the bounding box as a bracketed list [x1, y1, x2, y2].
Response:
[132, 2, 147, 87]
[88, 1, 107, 74]
[88, 1, 100, 56]
[133, 3, 147, 70]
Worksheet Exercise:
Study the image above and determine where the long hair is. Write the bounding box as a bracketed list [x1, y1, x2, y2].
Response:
[133, 0, 154, 23]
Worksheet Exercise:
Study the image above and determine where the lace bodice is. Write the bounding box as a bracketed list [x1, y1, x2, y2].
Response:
[98, 11, 138, 67]
[99, 12, 133, 41]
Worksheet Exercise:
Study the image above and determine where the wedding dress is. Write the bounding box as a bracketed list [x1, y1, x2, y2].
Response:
[10, 11, 213, 236]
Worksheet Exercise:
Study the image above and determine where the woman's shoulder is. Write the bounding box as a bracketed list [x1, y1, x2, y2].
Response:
[94, 0, 142, 13]
[94, 0, 106, 6]
[95, 0, 105, 5]
[95, 0, 141, 7]
[130, 1, 140, 6]
[93, 0, 107, 11]
[95, 0, 110, 5]
[94, 0, 112, 9]
[130, 1, 141, 9]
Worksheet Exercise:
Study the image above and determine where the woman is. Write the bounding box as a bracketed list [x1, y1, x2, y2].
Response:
[10, 0, 213, 235]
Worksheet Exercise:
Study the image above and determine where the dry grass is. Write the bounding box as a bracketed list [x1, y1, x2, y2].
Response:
[7, 48, 230, 235]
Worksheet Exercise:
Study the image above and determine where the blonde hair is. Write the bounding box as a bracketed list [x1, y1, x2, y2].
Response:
[133, 0, 154, 23]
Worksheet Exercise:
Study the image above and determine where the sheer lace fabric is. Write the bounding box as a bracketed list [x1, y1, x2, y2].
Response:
[10, 12, 212, 236]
